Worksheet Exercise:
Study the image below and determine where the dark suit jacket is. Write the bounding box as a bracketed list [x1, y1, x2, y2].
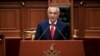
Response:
[34, 19, 70, 40]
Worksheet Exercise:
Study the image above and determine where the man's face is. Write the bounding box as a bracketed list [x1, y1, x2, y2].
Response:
[48, 7, 60, 22]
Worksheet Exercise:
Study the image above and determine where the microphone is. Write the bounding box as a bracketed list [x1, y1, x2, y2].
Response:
[56, 26, 67, 40]
[38, 26, 50, 40]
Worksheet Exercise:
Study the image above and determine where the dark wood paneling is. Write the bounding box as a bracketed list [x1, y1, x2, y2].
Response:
[0, 34, 5, 56]
[57, 0, 70, 4]
[74, 38, 100, 56]
[6, 39, 20, 56]
[0, 7, 21, 38]
[48, 0, 71, 6]
[84, 1, 100, 37]
[0, 9, 20, 30]
[73, 7, 79, 29]
[84, 39, 100, 56]
[22, 2, 48, 30]
[73, 0, 100, 38]
[85, 8, 100, 37]
[26, 9, 47, 29]
[0, 2, 48, 38]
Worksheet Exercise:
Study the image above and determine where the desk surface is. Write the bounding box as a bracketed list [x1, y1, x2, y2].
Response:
[19, 40, 85, 56]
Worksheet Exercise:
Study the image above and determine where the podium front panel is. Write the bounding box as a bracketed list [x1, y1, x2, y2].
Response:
[19, 40, 85, 56]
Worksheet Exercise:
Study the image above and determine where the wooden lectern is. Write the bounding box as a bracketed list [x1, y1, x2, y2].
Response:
[19, 40, 85, 56]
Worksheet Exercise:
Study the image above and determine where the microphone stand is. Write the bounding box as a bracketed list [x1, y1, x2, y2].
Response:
[38, 26, 50, 40]
[56, 27, 66, 40]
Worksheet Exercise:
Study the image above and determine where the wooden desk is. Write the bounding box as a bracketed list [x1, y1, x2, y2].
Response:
[19, 40, 85, 56]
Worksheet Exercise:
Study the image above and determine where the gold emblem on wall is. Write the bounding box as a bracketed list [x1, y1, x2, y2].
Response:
[43, 44, 61, 56]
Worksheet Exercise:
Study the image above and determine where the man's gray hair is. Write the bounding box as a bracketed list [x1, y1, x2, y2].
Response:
[47, 6, 60, 13]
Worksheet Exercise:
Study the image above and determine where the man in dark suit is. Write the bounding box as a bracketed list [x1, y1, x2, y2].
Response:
[34, 6, 70, 40]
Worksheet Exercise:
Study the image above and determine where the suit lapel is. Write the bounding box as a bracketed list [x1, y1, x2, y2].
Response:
[53, 20, 62, 39]
[46, 27, 52, 39]
[45, 20, 52, 40]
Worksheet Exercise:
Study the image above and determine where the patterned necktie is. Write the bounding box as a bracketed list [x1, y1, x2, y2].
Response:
[51, 22, 55, 39]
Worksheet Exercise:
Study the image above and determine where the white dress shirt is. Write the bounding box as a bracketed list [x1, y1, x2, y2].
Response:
[49, 20, 57, 31]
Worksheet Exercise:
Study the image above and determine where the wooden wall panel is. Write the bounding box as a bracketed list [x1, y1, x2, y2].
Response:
[84, 1, 100, 37]
[57, 0, 70, 4]
[0, 2, 48, 38]
[48, 0, 71, 6]
[73, 7, 79, 29]
[22, 2, 48, 30]
[0, 9, 20, 30]
[73, 1, 100, 38]
[25, 8, 47, 29]
[85, 8, 100, 37]
[0, 2, 21, 38]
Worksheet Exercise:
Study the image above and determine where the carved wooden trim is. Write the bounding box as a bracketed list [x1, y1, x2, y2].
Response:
[43, 44, 61, 56]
